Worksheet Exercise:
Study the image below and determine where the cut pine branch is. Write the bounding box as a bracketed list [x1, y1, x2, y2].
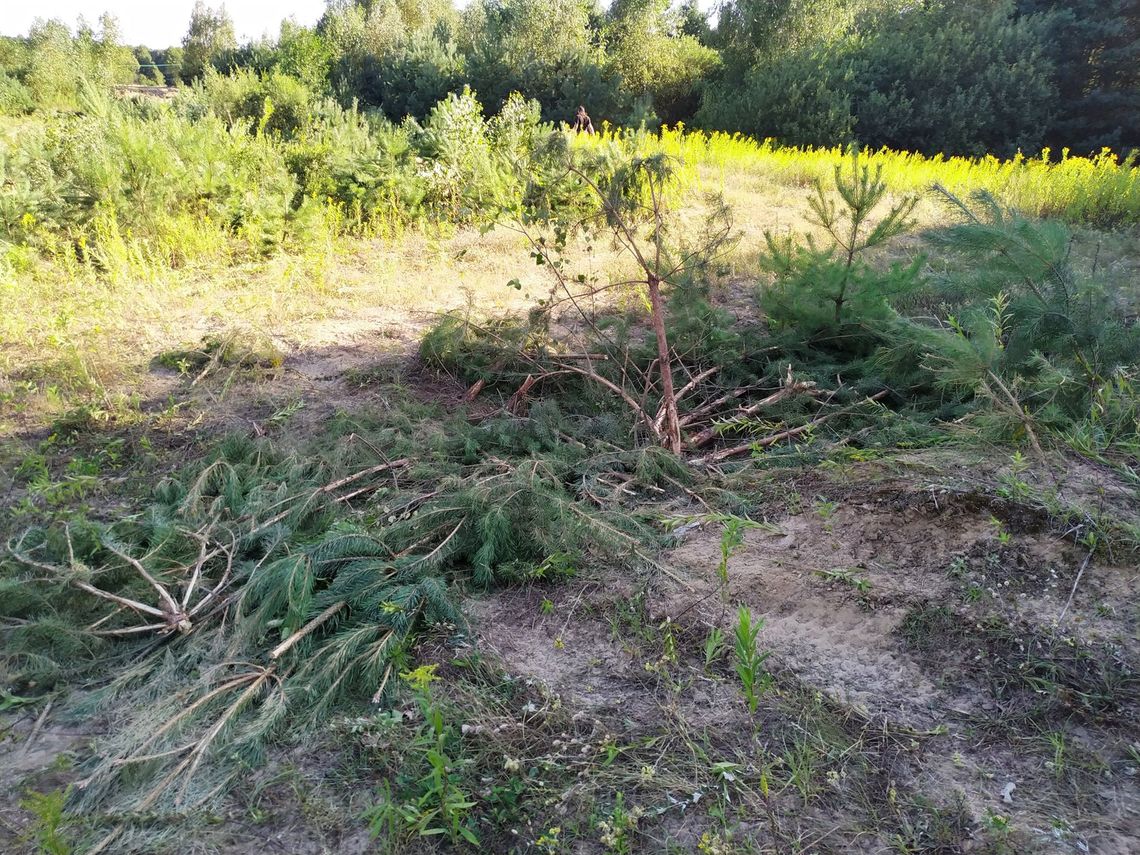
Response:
[656, 366, 719, 434]
[270, 601, 347, 660]
[462, 378, 485, 402]
[677, 384, 766, 429]
[691, 390, 890, 465]
[689, 371, 819, 449]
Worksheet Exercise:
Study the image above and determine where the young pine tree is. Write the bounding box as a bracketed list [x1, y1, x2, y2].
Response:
[761, 150, 920, 344]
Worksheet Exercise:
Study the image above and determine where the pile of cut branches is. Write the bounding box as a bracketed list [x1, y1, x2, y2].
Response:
[425, 146, 896, 466]
[1, 418, 667, 833]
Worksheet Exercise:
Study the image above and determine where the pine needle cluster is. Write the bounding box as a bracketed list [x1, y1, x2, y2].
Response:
[1, 412, 661, 821]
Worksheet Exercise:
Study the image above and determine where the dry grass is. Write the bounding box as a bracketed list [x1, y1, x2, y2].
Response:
[0, 228, 574, 420]
[3, 143, 1136, 436]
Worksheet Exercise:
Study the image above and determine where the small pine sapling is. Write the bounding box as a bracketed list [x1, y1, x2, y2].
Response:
[907, 187, 1140, 455]
[762, 148, 920, 340]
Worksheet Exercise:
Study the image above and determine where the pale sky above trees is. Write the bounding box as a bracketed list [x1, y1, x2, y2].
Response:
[1, 2, 722, 50]
[1, 2, 329, 47]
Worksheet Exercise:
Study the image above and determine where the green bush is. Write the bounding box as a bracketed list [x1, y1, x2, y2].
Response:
[605, 1, 721, 126]
[2, 85, 295, 256]
[416, 87, 509, 221]
[284, 107, 428, 227]
[0, 72, 34, 115]
[3, 17, 137, 111]
[272, 20, 334, 93]
[488, 90, 546, 157]
[184, 67, 316, 137]
[0, 80, 561, 260]
[337, 33, 465, 121]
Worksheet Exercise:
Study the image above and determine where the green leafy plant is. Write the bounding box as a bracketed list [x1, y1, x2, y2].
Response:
[365, 664, 480, 847]
[716, 516, 752, 587]
[814, 567, 872, 595]
[997, 450, 1033, 500]
[733, 606, 772, 714]
[704, 626, 726, 669]
[19, 788, 71, 855]
[597, 791, 641, 854]
[813, 497, 839, 521]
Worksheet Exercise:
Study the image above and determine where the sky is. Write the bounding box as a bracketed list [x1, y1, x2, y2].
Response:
[0, 1, 719, 49]
[0, 2, 330, 48]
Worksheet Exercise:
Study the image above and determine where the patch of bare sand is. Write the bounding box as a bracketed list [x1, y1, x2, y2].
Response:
[472, 479, 1140, 854]
[662, 490, 996, 726]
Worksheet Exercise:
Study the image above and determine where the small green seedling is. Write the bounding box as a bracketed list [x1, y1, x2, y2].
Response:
[989, 515, 1012, 545]
[813, 498, 839, 520]
[704, 626, 727, 668]
[597, 791, 641, 854]
[19, 788, 70, 855]
[733, 606, 772, 714]
[366, 665, 479, 847]
[718, 517, 748, 586]
[998, 450, 1033, 500]
[814, 567, 872, 594]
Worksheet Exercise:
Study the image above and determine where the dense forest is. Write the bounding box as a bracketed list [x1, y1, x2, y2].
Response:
[1, 0, 1138, 156]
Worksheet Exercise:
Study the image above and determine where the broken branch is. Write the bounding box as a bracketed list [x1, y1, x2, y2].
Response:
[691, 390, 889, 465]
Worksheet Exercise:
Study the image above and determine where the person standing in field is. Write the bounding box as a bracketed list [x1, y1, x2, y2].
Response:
[571, 105, 595, 135]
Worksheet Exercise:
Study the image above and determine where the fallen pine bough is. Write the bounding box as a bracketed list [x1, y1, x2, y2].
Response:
[1, 421, 668, 823]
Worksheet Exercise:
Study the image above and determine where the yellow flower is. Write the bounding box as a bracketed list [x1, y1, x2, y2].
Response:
[399, 663, 438, 692]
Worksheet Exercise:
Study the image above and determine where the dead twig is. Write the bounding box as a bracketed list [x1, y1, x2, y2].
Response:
[677, 384, 766, 428]
[317, 458, 410, 496]
[689, 372, 819, 449]
[101, 537, 189, 631]
[1057, 548, 1094, 624]
[504, 371, 574, 415]
[692, 390, 890, 465]
[269, 601, 347, 660]
[20, 700, 53, 758]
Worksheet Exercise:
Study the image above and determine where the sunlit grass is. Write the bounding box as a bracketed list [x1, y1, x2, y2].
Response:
[0, 223, 616, 423]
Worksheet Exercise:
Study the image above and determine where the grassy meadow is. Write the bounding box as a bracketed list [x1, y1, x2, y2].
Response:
[4, 111, 1138, 428]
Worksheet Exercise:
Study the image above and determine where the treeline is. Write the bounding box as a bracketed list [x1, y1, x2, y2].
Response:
[1, 0, 1137, 157]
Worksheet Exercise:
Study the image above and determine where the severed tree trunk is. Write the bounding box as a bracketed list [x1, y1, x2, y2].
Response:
[647, 273, 682, 454]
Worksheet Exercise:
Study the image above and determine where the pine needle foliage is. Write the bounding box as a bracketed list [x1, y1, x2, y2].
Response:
[902, 188, 1140, 449]
[1, 411, 661, 823]
[761, 149, 921, 346]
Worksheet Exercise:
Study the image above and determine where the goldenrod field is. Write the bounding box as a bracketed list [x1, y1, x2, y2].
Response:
[614, 125, 1140, 226]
